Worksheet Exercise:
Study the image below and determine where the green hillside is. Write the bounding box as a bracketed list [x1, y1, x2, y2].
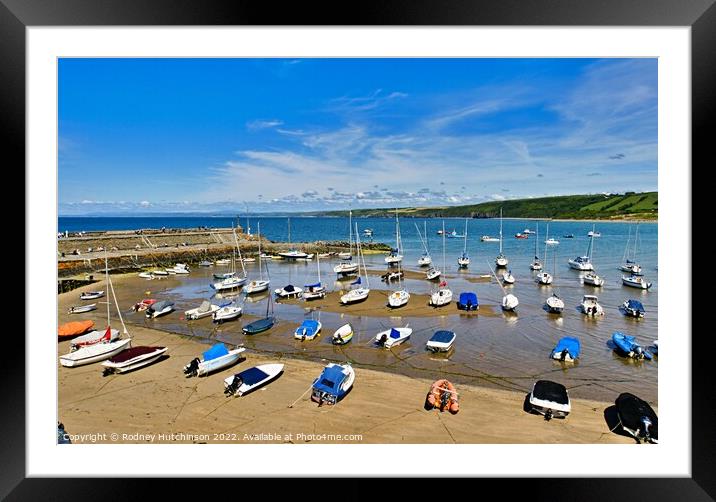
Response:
[311, 192, 657, 220]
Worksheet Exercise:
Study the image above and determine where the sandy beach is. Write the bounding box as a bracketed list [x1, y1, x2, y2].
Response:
[58, 284, 638, 445]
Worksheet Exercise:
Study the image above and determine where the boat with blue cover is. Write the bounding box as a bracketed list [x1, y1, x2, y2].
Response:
[622, 299, 645, 318]
[311, 363, 355, 406]
[457, 292, 479, 311]
[426, 330, 456, 352]
[183, 343, 246, 377]
[294, 319, 322, 340]
[550, 337, 580, 362]
[612, 332, 652, 360]
[224, 363, 284, 397]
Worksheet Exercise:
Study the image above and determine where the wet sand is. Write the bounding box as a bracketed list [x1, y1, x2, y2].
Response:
[57, 321, 635, 444]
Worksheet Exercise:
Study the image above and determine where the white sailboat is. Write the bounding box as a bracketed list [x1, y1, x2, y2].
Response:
[278, 218, 309, 259]
[416, 221, 432, 267]
[384, 209, 404, 264]
[430, 221, 453, 307]
[303, 252, 327, 300]
[495, 208, 508, 268]
[457, 218, 470, 268]
[489, 261, 518, 311]
[545, 248, 565, 313]
[334, 210, 359, 275]
[60, 253, 132, 367]
[211, 228, 247, 291]
[536, 222, 553, 285]
[582, 224, 605, 286]
[568, 224, 596, 271]
[388, 217, 409, 308]
[340, 224, 371, 304]
[530, 222, 543, 271]
[619, 224, 643, 275]
[622, 274, 652, 289]
[245, 221, 270, 294]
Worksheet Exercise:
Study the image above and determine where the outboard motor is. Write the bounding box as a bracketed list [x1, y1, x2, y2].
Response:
[641, 416, 653, 443]
[224, 376, 243, 396]
[440, 389, 450, 410]
[560, 349, 569, 362]
[634, 346, 644, 360]
[184, 357, 200, 377]
[378, 334, 388, 346]
[544, 409, 553, 421]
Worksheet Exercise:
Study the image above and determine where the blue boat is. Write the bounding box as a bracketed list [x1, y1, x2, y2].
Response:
[310, 363, 355, 406]
[457, 292, 478, 311]
[550, 337, 581, 362]
[622, 299, 645, 318]
[294, 319, 322, 340]
[612, 332, 652, 360]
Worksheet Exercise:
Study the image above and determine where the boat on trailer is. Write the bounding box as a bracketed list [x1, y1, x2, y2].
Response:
[615, 393, 658, 444]
[183, 343, 246, 377]
[528, 380, 571, 420]
[311, 363, 355, 405]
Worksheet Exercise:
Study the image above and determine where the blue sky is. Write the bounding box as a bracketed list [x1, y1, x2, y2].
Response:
[59, 58, 657, 215]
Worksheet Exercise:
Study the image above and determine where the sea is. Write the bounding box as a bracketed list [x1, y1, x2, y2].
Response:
[60, 215, 658, 403]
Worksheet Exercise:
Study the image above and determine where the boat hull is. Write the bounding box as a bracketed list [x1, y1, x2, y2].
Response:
[59, 338, 132, 367]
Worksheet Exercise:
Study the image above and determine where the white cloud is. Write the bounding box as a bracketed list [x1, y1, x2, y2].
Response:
[246, 119, 284, 131]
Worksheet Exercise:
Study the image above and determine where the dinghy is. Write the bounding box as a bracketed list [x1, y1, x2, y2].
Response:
[152, 269, 169, 276]
[374, 326, 412, 348]
[213, 302, 242, 323]
[652, 340, 658, 354]
[132, 298, 157, 312]
[426, 330, 456, 353]
[224, 363, 284, 397]
[612, 332, 652, 360]
[171, 264, 190, 274]
[275, 284, 303, 298]
[68, 303, 97, 314]
[198, 260, 213, 267]
[331, 323, 354, 345]
[58, 320, 95, 339]
[184, 300, 221, 320]
[528, 380, 571, 420]
[215, 258, 231, 265]
[70, 327, 120, 350]
[242, 316, 275, 335]
[138, 272, 154, 279]
[311, 363, 355, 405]
[60, 337, 132, 367]
[80, 291, 104, 300]
[545, 238, 559, 245]
[145, 300, 174, 318]
[580, 295, 604, 316]
[102, 346, 168, 374]
[545, 293, 565, 314]
[457, 292, 478, 311]
[294, 319, 322, 340]
[183, 343, 246, 377]
[502, 270, 515, 285]
[622, 274, 652, 290]
[425, 379, 459, 414]
[621, 299, 646, 318]
[615, 393, 658, 443]
[550, 337, 580, 362]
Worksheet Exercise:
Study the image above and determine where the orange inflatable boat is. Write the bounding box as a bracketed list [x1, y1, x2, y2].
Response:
[426, 379, 459, 414]
[58, 320, 95, 339]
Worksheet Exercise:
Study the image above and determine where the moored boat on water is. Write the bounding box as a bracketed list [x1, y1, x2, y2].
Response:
[426, 330, 456, 353]
[621, 299, 646, 318]
[545, 293, 565, 313]
[550, 337, 580, 362]
[457, 292, 478, 311]
[580, 295, 604, 316]
[612, 332, 652, 360]
[622, 275, 652, 290]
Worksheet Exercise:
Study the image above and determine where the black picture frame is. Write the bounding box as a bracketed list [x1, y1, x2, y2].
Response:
[5, 0, 711, 499]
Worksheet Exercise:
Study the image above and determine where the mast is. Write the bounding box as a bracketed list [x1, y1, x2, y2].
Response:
[316, 250, 321, 284]
[534, 223, 539, 260]
[348, 210, 352, 255]
[442, 220, 446, 273]
[424, 221, 429, 254]
[499, 207, 503, 254]
[234, 228, 247, 277]
[104, 252, 110, 327]
[633, 224, 640, 261]
[355, 222, 369, 288]
[463, 218, 468, 254]
[544, 221, 550, 262]
[257, 221, 263, 281]
[287, 217, 291, 248]
[622, 226, 632, 263]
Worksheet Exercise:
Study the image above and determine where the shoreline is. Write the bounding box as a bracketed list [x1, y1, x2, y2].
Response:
[58, 320, 636, 444]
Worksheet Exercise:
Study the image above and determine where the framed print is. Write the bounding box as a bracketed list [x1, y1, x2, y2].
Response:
[4, 0, 713, 498]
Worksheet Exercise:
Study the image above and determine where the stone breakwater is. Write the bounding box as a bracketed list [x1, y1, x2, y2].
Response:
[57, 228, 390, 278]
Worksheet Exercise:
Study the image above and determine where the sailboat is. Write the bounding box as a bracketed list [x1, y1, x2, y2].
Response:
[340, 223, 371, 304]
[337, 210, 353, 260]
[334, 210, 359, 275]
[619, 225, 643, 275]
[278, 217, 309, 259]
[211, 228, 247, 291]
[495, 208, 508, 268]
[245, 221, 270, 294]
[568, 224, 596, 271]
[544, 222, 559, 246]
[303, 252, 327, 300]
[457, 219, 470, 268]
[545, 249, 565, 313]
[536, 221, 553, 285]
[530, 223, 543, 271]
[388, 215, 410, 308]
[243, 260, 276, 335]
[430, 221, 453, 307]
[275, 253, 303, 298]
[384, 209, 404, 264]
[417, 221, 432, 266]
[488, 261, 518, 311]
[583, 224, 605, 286]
